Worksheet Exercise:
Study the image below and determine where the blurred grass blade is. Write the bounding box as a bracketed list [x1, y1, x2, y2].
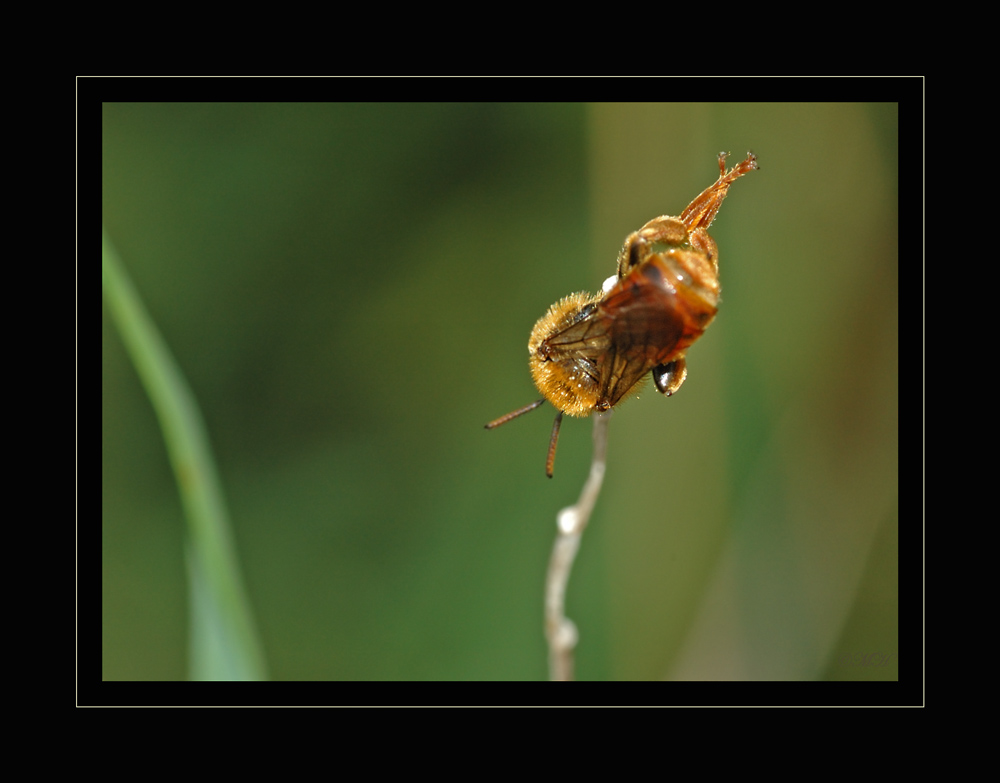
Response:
[102, 229, 267, 681]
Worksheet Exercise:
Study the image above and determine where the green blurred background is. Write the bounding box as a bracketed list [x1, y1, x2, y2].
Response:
[102, 103, 898, 681]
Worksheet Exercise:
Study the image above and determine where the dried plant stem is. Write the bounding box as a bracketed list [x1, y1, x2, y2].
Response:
[545, 410, 611, 681]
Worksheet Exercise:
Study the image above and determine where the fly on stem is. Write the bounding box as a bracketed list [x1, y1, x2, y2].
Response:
[487, 152, 757, 477]
[486, 153, 758, 680]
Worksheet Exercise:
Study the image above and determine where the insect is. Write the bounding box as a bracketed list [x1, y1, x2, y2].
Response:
[486, 151, 758, 478]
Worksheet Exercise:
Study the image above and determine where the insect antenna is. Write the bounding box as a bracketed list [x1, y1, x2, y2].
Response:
[484, 399, 546, 430]
[546, 410, 564, 479]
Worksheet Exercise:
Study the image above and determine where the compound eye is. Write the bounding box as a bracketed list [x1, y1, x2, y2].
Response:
[651, 358, 687, 396]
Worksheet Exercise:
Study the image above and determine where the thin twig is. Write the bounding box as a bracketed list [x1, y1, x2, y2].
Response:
[544, 410, 611, 681]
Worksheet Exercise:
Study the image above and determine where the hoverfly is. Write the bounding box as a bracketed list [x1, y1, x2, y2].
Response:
[487, 152, 757, 477]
